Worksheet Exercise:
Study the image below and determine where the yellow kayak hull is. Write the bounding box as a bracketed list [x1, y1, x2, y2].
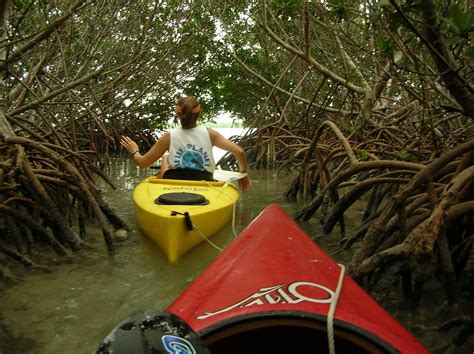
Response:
[133, 177, 240, 262]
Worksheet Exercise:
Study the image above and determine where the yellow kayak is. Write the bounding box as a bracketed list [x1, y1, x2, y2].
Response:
[133, 177, 240, 262]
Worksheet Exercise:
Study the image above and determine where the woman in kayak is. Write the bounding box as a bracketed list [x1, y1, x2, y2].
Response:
[120, 95, 250, 192]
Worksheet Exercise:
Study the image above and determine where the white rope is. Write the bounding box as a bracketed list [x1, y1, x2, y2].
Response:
[327, 263, 346, 354]
[192, 226, 224, 251]
[230, 200, 237, 238]
[202, 180, 240, 238]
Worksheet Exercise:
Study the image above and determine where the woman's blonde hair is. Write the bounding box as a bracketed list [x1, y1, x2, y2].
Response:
[176, 96, 201, 129]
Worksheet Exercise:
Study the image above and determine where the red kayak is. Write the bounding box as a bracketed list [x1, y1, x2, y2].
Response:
[98, 204, 429, 353]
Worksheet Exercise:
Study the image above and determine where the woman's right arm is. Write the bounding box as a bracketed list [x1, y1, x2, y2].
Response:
[120, 133, 170, 170]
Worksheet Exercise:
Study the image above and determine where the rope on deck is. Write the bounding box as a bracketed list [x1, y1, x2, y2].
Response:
[193, 181, 239, 251]
[327, 263, 346, 354]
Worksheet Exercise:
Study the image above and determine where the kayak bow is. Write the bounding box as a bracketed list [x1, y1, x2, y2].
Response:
[166, 204, 429, 353]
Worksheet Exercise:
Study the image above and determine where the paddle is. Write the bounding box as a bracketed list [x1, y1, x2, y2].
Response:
[212, 169, 248, 182]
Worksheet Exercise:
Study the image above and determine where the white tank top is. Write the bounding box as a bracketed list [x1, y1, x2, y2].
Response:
[168, 126, 215, 173]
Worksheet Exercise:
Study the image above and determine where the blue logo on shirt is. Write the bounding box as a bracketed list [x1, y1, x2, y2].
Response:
[174, 144, 210, 170]
[181, 150, 204, 170]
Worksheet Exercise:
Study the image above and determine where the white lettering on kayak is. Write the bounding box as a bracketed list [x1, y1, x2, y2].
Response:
[196, 281, 335, 320]
[163, 187, 207, 192]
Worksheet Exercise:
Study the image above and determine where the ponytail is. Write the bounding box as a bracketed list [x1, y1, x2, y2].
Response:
[176, 96, 201, 129]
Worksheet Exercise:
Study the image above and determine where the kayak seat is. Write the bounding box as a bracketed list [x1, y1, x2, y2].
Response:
[163, 168, 214, 181]
[155, 192, 209, 205]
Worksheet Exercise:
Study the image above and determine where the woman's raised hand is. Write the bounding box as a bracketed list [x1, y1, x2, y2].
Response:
[120, 136, 139, 155]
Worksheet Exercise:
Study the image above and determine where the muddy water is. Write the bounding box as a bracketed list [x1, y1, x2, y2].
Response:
[0, 157, 473, 353]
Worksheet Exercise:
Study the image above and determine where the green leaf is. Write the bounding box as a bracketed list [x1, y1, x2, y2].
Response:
[448, 5, 474, 36]
[356, 150, 369, 161]
[393, 150, 412, 161]
[466, 9, 474, 32]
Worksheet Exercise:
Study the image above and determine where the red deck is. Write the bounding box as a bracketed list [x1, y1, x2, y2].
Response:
[167, 204, 429, 353]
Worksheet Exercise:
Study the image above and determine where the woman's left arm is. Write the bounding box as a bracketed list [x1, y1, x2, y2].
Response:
[208, 129, 250, 192]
